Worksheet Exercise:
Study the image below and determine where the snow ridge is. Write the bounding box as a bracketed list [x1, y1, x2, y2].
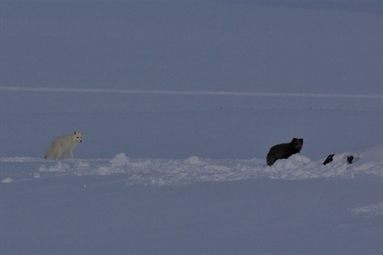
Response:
[2, 147, 382, 185]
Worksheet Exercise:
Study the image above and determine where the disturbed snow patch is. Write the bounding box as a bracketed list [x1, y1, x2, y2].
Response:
[1, 146, 382, 186]
[350, 203, 383, 217]
[39, 162, 69, 172]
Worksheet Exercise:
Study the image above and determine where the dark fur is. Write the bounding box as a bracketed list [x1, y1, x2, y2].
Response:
[323, 154, 334, 165]
[266, 138, 303, 166]
[347, 155, 354, 164]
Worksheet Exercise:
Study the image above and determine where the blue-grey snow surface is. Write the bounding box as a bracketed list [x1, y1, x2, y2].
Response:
[1, 152, 383, 254]
[1, 1, 382, 254]
[1, 104, 382, 254]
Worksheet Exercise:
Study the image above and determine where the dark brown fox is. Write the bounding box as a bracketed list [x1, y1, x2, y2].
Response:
[267, 138, 303, 166]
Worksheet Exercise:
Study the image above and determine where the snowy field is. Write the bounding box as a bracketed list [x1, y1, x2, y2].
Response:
[1, 92, 382, 254]
[1, 1, 383, 254]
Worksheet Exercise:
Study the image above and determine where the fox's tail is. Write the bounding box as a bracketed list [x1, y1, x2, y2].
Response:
[44, 144, 55, 159]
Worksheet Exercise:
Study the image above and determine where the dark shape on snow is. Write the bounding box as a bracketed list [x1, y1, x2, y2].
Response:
[347, 155, 354, 164]
[266, 138, 303, 166]
[323, 154, 335, 165]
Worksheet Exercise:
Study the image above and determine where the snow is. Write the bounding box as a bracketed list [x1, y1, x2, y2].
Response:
[1, 1, 382, 254]
[351, 203, 383, 217]
[2, 147, 382, 186]
[1, 178, 13, 183]
[1, 125, 382, 254]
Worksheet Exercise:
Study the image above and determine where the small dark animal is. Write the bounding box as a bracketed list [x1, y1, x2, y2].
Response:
[266, 138, 303, 166]
[347, 155, 354, 164]
[323, 154, 335, 165]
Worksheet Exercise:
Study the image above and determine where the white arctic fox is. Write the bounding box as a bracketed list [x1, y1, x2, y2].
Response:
[44, 131, 83, 160]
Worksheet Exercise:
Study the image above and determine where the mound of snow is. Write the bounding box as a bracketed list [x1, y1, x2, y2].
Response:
[184, 155, 204, 165]
[1, 178, 13, 183]
[110, 153, 129, 165]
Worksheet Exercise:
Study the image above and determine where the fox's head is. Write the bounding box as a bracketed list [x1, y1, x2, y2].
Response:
[73, 131, 83, 143]
[291, 138, 303, 152]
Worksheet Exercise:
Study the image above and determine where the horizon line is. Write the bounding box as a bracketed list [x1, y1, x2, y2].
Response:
[1, 86, 382, 99]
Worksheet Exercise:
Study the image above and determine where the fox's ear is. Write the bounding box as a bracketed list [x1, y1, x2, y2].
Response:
[73, 131, 77, 134]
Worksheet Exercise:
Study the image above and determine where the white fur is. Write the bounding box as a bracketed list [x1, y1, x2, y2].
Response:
[44, 132, 83, 160]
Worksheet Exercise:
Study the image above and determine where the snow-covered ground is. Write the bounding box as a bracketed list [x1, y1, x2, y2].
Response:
[2, 146, 383, 185]
[1, 102, 382, 254]
[1, 1, 382, 254]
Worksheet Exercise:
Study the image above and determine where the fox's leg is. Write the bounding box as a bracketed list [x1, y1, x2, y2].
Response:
[54, 151, 59, 160]
[62, 148, 70, 159]
[55, 144, 62, 160]
[69, 149, 74, 159]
